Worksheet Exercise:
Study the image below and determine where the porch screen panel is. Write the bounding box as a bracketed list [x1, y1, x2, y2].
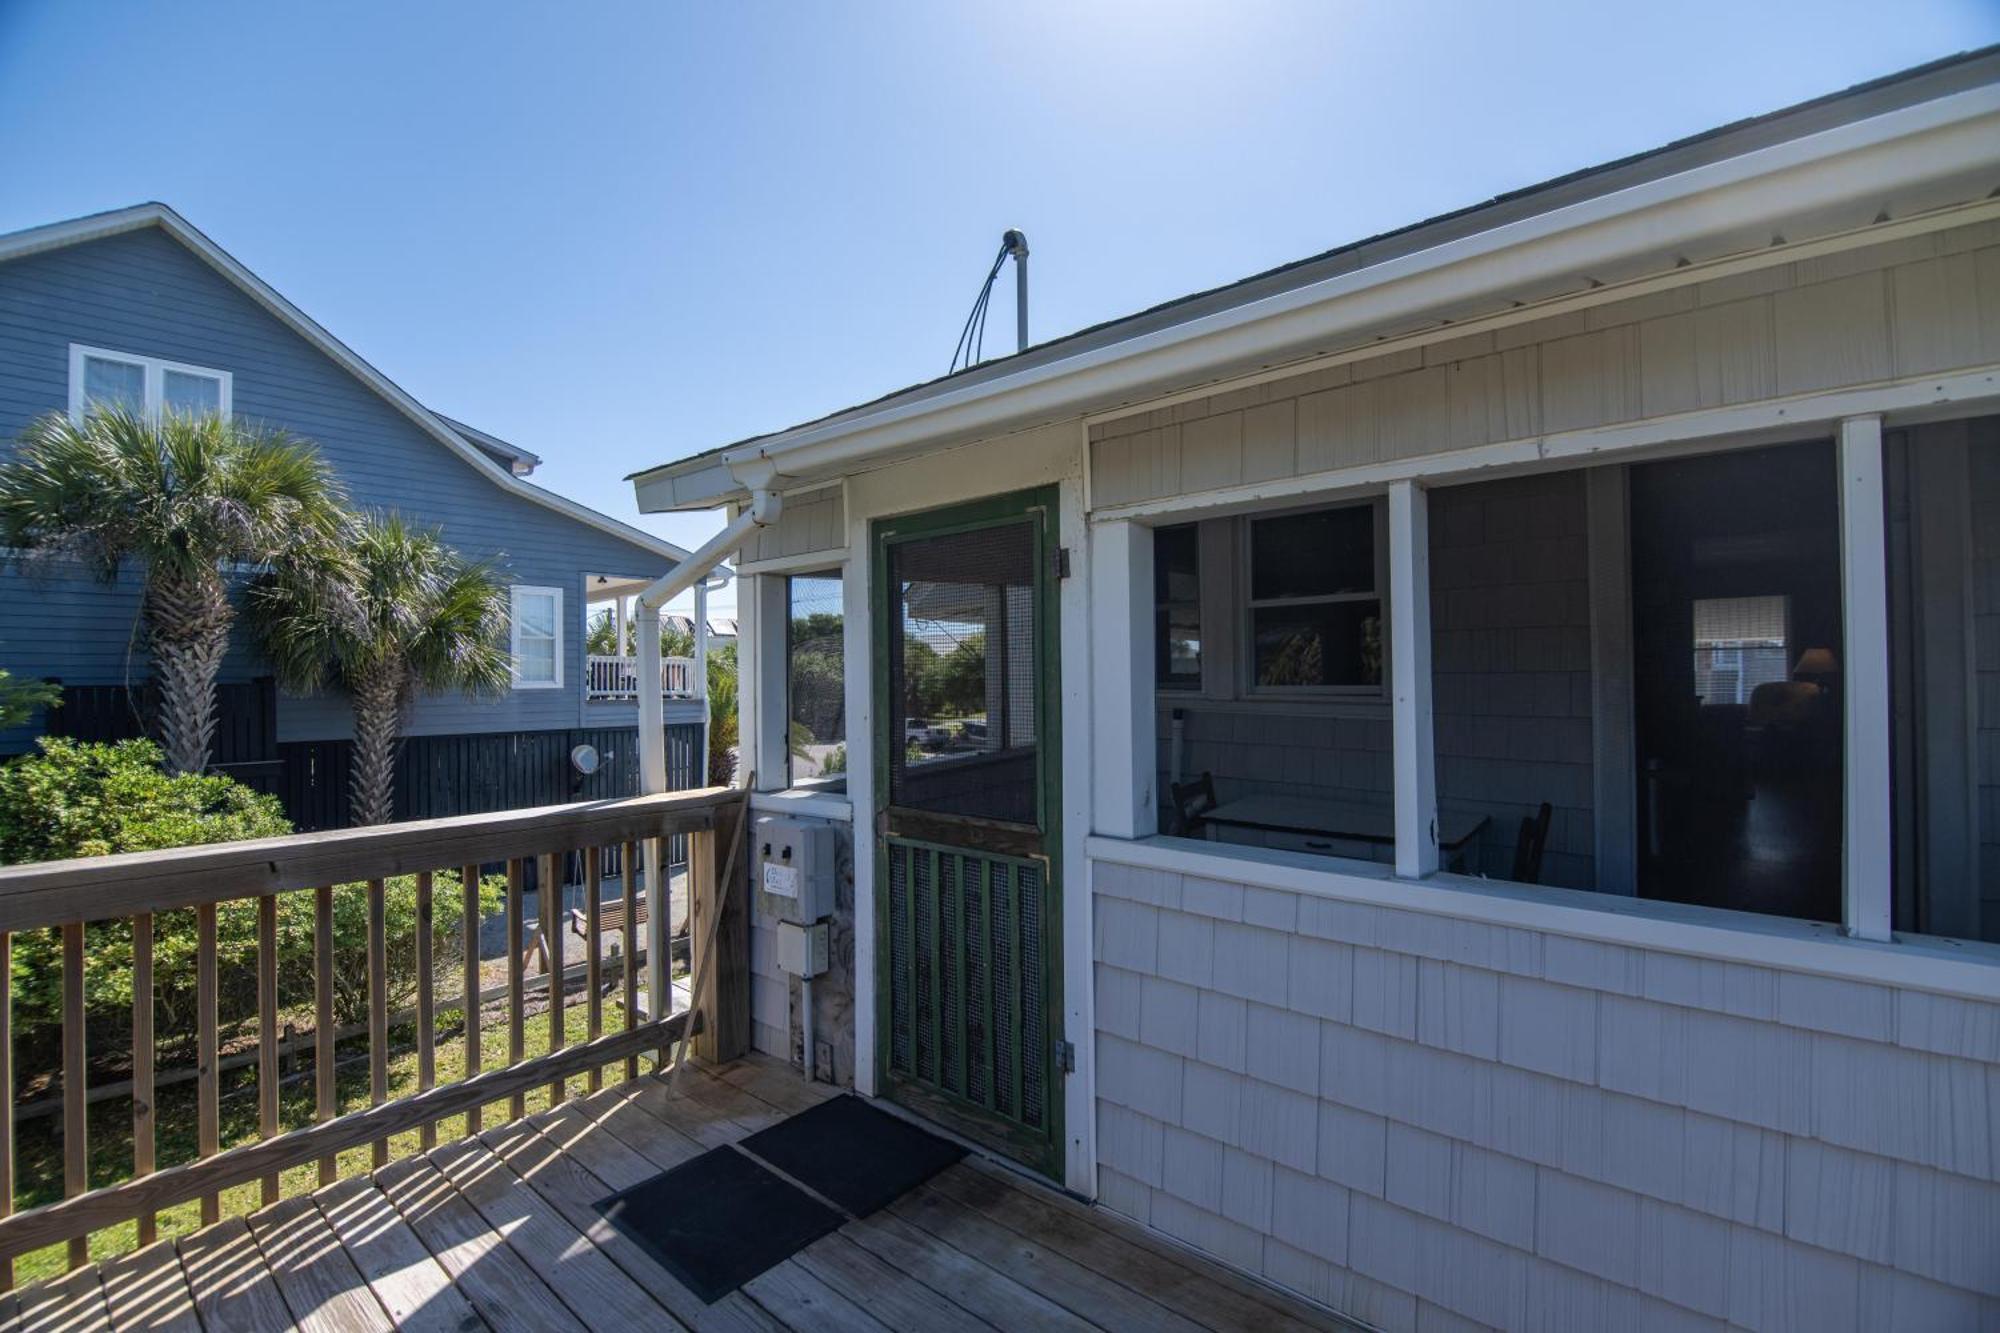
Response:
[886, 521, 1039, 825]
[884, 838, 1047, 1135]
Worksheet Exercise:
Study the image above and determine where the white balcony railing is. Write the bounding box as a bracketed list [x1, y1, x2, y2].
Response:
[586, 653, 697, 701]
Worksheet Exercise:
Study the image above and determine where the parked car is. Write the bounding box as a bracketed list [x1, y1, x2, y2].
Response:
[904, 717, 948, 747]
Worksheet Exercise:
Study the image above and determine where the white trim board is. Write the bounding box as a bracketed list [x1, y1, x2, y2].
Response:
[1078, 196, 2000, 432]
[1088, 364, 2000, 523]
[633, 89, 2000, 507]
[0, 204, 688, 564]
[1087, 834, 2000, 1002]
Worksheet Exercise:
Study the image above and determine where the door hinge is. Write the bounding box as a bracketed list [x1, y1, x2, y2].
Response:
[1054, 1038, 1076, 1075]
[1050, 546, 1072, 581]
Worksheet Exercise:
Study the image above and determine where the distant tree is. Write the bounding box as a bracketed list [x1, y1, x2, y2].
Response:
[255, 513, 510, 825]
[0, 409, 348, 774]
[0, 664, 59, 730]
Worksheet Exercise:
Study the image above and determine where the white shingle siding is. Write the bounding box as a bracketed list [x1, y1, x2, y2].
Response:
[1090, 219, 2000, 508]
[1090, 859, 2000, 1328]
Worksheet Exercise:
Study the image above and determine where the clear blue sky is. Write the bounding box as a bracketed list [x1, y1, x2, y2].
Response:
[3, 2, 1996, 612]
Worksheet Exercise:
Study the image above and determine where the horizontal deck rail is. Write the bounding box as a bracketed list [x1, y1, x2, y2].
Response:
[0, 785, 753, 1283]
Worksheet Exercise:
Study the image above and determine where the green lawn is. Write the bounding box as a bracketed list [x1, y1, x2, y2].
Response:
[12, 994, 661, 1285]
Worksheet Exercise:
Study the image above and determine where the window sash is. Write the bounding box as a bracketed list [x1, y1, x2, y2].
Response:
[1243, 500, 1389, 696]
[510, 586, 563, 688]
[68, 344, 232, 423]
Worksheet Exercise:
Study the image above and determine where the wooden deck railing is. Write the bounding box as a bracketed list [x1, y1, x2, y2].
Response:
[0, 785, 751, 1283]
[585, 653, 697, 700]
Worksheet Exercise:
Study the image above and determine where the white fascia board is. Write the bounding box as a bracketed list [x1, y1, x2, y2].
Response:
[635, 83, 2000, 507]
[0, 204, 690, 565]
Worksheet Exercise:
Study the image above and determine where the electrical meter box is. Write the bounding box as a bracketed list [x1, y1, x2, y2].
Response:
[754, 814, 837, 925]
[775, 920, 829, 978]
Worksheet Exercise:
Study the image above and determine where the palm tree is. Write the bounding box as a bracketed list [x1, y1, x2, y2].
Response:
[255, 512, 510, 825]
[0, 409, 348, 774]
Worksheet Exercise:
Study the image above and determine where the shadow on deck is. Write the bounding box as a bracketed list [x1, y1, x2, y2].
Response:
[0, 1054, 1355, 1332]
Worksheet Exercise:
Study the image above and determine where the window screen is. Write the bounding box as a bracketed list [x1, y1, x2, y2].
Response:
[786, 573, 845, 786]
[887, 520, 1038, 825]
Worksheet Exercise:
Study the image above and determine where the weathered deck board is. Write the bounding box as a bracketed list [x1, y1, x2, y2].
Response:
[375, 1156, 586, 1333]
[176, 1217, 294, 1333]
[96, 1238, 198, 1333]
[312, 1177, 483, 1333]
[7, 1056, 1347, 1333]
[244, 1194, 394, 1333]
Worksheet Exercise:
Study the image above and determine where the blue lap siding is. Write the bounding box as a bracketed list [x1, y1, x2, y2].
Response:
[0, 222, 690, 751]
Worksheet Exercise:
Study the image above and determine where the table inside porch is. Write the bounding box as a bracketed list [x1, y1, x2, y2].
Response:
[1202, 793, 1490, 872]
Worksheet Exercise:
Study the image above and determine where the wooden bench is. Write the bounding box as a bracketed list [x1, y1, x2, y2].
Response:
[569, 893, 648, 945]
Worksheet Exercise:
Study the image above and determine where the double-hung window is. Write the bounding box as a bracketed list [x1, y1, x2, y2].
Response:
[511, 586, 564, 689]
[1247, 503, 1384, 692]
[69, 345, 231, 422]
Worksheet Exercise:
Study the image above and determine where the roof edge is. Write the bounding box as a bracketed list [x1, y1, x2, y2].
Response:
[0, 204, 688, 564]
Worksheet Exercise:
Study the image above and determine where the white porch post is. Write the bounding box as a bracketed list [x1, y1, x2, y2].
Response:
[1839, 415, 1893, 942]
[1389, 480, 1439, 879]
[1089, 519, 1155, 838]
[613, 594, 626, 658]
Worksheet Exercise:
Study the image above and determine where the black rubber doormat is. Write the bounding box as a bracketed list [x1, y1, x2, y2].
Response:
[596, 1144, 842, 1304]
[740, 1094, 966, 1217]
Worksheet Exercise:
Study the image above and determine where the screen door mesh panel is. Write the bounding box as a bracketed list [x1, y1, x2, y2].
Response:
[885, 839, 1047, 1133]
[887, 521, 1039, 825]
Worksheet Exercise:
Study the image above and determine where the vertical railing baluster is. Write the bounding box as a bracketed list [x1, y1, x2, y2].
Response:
[0, 930, 12, 1292]
[416, 872, 436, 1152]
[928, 848, 942, 1088]
[257, 895, 279, 1206]
[1008, 864, 1024, 1122]
[460, 864, 482, 1137]
[367, 878, 388, 1168]
[61, 922, 87, 1269]
[314, 885, 336, 1185]
[196, 903, 219, 1227]
[585, 846, 603, 1092]
[507, 858, 525, 1121]
[952, 854, 967, 1097]
[621, 840, 639, 1081]
[543, 852, 565, 1105]
[131, 913, 155, 1247]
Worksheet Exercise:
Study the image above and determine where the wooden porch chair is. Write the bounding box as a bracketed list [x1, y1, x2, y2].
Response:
[1510, 801, 1554, 885]
[1171, 773, 1219, 837]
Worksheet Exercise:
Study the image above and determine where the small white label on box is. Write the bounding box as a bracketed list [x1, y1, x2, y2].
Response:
[763, 862, 802, 898]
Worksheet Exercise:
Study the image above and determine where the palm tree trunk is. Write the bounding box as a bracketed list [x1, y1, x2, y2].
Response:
[145, 570, 234, 775]
[350, 670, 403, 827]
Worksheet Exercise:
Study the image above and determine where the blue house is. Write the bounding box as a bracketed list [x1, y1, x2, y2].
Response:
[0, 204, 709, 825]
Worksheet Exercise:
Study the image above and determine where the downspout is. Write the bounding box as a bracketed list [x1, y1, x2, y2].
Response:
[634, 487, 781, 1017]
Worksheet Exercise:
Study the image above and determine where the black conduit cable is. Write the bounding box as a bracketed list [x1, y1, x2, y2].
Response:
[950, 241, 1012, 374]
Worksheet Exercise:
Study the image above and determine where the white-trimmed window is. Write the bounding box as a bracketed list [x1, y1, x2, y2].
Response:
[69, 345, 232, 422]
[1245, 501, 1386, 693]
[510, 585, 564, 689]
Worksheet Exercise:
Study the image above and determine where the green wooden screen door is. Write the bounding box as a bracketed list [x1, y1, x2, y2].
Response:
[872, 486, 1064, 1177]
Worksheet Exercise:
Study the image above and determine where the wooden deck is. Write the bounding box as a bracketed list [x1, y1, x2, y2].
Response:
[0, 1054, 1352, 1333]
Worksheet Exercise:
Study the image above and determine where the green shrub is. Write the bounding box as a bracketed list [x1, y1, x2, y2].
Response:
[0, 737, 290, 863]
[0, 738, 501, 1070]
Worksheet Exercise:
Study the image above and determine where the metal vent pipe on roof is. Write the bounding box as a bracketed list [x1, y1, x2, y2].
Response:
[1004, 228, 1029, 353]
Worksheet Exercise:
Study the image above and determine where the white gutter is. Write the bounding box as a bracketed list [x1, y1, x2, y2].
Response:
[634, 488, 781, 1013]
[635, 82, 2000, 509]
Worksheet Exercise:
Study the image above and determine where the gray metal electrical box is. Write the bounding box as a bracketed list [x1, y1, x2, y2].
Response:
[754, 814, 837, 925]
